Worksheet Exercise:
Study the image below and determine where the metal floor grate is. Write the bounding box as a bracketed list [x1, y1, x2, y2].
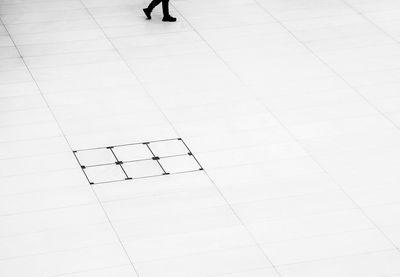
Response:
[73, 138, 203, 185]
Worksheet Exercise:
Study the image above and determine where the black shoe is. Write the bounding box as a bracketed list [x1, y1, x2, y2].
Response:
[162, 15, 176, 22]
[143, 8, 151, 20]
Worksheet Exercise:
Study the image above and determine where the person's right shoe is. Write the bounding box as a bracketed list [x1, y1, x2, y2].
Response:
[162, 15, 177, 22]
[143, 8, 152, 19]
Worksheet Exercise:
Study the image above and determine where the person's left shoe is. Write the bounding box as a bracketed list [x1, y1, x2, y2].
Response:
[143, 8, 152, 19]
[162, 15, 177, 22]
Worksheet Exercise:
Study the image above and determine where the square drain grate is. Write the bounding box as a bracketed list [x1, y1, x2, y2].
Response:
[73, 138, 203, 185]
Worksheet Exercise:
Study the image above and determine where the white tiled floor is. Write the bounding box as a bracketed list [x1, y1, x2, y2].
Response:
[1, 0, 400, 276]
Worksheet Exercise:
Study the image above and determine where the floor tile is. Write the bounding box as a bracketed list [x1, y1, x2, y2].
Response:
[83, 164, 127, 184]
[111, 143, 154, 162]
[0, 243, 130, 277]
[159, 154, 203, 173]
[147, 138, 189, 157]
[122, 159, 164, 179]
[74, 148, 117, 167]
[134, 246, 272, 277]
[261, 229, 394, 265]
[278, 250, 400, 277]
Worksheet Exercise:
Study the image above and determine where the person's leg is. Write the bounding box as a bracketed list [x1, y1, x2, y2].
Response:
[161, 0, 176, 22]
[148, 0, 163, 11]
[161, 0, 170, 16]
[143, 0, 162, 19]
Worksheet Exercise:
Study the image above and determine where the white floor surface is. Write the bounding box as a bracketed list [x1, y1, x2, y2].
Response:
[1, 0, 400, 276]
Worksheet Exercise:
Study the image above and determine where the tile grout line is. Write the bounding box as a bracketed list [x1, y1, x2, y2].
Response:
[78, 1, 285, 275]
[249, 0, 400, 252]
[14, 1, 207, 273]
[74, 137, 180, 151]
[3, 1, 399, 273]
[0, 17, 142, 277]
[174, 0, 400, 260]
[47, 263, 132, 277]
[166, 4, 290, 277]
[0, 241, 125, 262]
[168, 1, 400, 273]
[340, 0, 400, 45]
[253, 1, 400, 133]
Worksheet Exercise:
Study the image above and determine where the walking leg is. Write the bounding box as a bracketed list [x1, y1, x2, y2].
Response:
[148, 0, 163, 10]
[161, 0, 170, 16]
[143, 0, 162, 19]
[162, 0, 176, 22]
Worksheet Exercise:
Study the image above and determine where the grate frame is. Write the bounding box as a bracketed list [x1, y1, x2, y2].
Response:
[73, 138, 203, 185]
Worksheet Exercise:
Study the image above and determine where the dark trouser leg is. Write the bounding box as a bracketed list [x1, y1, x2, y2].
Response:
[147, 0, 162, 11]
[161, 0, 170, 16]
